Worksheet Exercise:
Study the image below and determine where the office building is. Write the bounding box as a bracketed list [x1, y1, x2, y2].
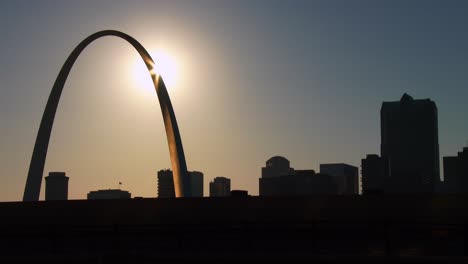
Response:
[260, 172, 337, 196]
[381, 93, 440, 193]
[157, 169, 204, 198]
[259, 156, 337, 196]
[45, 172, 69, 201]
[157, 169, 176, 198]
[320, 163, 359, 195]
[361, 154, 388, 195]
[209, 177, 231, 197]
[261, 156, 293, 178]
[442, 147, 468, 194]
[189, 171, 204, 197]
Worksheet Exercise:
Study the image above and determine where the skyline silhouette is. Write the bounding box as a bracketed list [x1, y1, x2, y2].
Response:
[24, 91, 468, 199]
[2, 1, 468, 201]
[1, 2, 468, 263]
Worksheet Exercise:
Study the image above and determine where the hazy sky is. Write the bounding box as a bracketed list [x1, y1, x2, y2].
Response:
[1, 0, 468, 201]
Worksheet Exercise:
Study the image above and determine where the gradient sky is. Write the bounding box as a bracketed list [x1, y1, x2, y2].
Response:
[1, 0, 468, 201]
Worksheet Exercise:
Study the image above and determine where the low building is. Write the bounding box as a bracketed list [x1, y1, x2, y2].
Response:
[260, 171, 337, 196]
[259, 157, 338, 196]
[361, 154, 389, 195]
[320, 163, 359, 195]
[209, 177, 231, 197]
[442, 147, 468, 194]
[157, 169, 204, 198]
[45, 172, 69, 201]
[231, 190, 248, 197]
[87, 189, 131, 200]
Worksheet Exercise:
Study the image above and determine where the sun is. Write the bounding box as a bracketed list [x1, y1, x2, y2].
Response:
[133, 50, 178, 93]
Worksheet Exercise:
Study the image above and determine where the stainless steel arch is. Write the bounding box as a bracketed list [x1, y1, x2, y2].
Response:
[23, 30, 189, 201]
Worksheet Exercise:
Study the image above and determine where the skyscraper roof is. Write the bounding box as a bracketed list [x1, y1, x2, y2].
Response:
[400, 93, 414, 102]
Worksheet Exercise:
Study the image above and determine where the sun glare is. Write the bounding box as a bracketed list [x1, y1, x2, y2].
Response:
[133, 50, 178, 93]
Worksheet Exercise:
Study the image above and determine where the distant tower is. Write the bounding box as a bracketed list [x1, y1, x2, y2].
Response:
[188, 171, 204, 197]
[158, 169, 175, 198]
[381, 93, 440, 193]
[209, 177, 231, 197]
[45, 172, 69, 201]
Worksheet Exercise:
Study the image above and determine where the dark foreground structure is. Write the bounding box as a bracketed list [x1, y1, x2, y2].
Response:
[1, 196, 467, 263]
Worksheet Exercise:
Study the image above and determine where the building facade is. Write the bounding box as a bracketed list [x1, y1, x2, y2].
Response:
[209, 177, 231, 197]
[320, 163, 359, 195]
[157, 170, 175, 198]
[189, 171, 204, 197]
[261, 156, 293, 179]
[157, 170, 204, 198]
[361, 154, 389, 195]
[260, 172, 337, 196]
[259, 156, 337, 196]
[442, 147, 468, 194]
[45, 172, 69, 201]
[380, 93, 440, 193]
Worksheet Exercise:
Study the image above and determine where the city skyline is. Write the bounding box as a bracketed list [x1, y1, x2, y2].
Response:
[2, 1, 468, 201]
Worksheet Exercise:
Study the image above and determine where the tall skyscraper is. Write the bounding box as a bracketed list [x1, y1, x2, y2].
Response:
[45, 172, 69, 201]
[209, 177, 231, 197]
[157, 170, 204, 198]
[442, 147, 468, 193]
[320, 163, 359, 195]
[380, 93, 440, 193]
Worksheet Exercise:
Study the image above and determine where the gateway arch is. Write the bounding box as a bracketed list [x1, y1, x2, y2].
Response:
[23, 30, 189, 201]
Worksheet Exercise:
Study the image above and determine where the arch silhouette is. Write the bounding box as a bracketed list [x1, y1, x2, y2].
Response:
[23, 30, 189, 201]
